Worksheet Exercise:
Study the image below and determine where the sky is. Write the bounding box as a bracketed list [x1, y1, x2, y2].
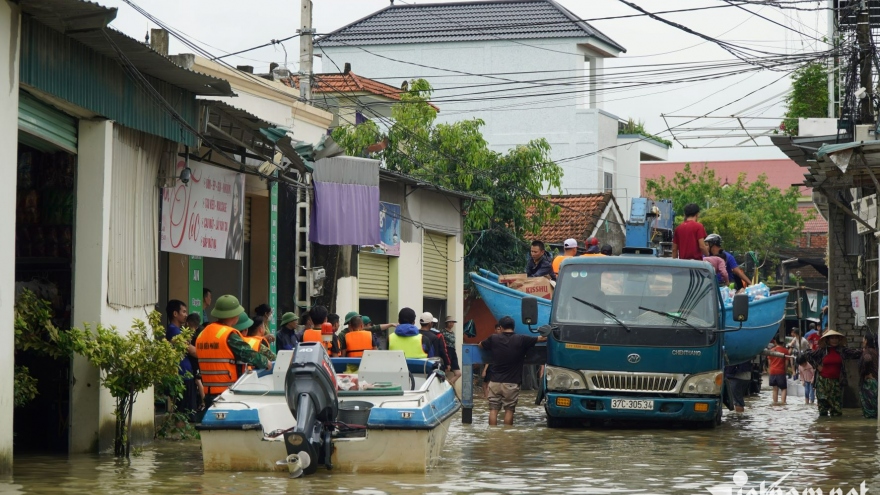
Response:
[98, 0, 831, 162]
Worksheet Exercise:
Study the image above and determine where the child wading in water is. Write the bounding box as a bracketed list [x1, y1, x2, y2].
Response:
[796, 354, 815, 405]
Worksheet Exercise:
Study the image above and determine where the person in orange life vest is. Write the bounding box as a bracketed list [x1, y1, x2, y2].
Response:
[196, 295, 272, 406]
[342, 316, 374, 357]
[581, 236, 603, 256]
[241, 314, 276, 361]
[301, 305, 341, 356]
[552, 238, 578, 275]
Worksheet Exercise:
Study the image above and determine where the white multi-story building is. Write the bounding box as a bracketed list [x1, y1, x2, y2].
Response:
[316, 0, 667, 216]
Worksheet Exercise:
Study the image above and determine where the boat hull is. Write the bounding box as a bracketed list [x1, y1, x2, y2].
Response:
[722, 292, 788, 365]
[471, 269, 551, 335]
[200, 414, 455, 473]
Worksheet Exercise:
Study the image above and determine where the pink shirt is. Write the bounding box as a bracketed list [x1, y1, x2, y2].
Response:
[798, 363, 814, 384]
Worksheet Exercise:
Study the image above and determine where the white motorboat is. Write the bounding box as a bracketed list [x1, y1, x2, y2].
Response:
[197, 343, 460, 476]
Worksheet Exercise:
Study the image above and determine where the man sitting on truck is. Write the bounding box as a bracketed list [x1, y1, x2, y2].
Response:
[552, 238, 578, 275]
[705, 234, 751, 290]
[526, 240, 555, 280]
[478, 316, 548, 426]
[672, 203, 709, 261]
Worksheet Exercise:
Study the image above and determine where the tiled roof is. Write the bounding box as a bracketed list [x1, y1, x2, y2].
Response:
[525, 193, 617, 244]
[641, 159, 812, 197]
[315, 0, 625, 53]
[286, 71, 440, 111]
[799, 205, 828, 233]
[288, 73, 403, 100]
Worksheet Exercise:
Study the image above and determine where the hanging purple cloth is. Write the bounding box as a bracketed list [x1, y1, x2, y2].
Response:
[308, 157, 380, 246]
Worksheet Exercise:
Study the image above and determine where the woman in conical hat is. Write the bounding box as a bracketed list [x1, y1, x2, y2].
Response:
[804, 329, 862, 417]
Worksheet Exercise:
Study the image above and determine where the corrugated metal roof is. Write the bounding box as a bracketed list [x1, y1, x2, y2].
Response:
[19, 0, 233, 97]
[316, 0, 625, 53]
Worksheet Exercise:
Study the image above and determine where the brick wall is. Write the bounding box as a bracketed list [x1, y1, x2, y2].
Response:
[826, 202, 859, 338]
[797, 232, 828, 248]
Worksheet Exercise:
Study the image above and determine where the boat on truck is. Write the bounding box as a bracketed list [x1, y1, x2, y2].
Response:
[465, 197, 787, 427]
[526, 256, 785, 427]
[197, 343, 459, 476]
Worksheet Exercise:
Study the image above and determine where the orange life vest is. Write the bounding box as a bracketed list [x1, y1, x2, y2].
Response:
[303, 328, 336, 356]
[242, 336, 269, 352]
[196, 323, 243, 396]
[344, 330, 374, 357]
[552, 255, 571, 274]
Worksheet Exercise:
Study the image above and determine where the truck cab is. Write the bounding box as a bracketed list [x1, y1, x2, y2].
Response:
[537, 255, 728, 428]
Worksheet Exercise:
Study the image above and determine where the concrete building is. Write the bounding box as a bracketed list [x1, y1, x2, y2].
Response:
[315, 0, 666, 216]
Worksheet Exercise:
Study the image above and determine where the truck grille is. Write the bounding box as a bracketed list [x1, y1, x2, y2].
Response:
[584, 371, 684, 394]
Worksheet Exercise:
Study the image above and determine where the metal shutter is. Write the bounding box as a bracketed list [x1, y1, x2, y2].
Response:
[358, 252, 389, 299]
[423, 231, 448, 299]
[18, 91, 77, 154]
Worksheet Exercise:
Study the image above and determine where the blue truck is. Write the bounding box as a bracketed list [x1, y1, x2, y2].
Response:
[524, 255, 747, 428]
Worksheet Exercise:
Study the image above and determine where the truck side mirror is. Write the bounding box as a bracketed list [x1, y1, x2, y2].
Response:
[732, 294, 749, 322]
[521, 297, 539, 325]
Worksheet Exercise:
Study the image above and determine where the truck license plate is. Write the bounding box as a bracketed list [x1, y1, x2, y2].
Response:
[611, 399, 654, 410]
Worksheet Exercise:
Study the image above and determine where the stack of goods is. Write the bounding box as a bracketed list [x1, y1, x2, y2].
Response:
[720, 282, 770, 307]
[498, 273, 554, 300]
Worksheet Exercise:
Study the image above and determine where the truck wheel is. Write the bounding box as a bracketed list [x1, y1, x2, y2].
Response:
[700, 407, 722, 428]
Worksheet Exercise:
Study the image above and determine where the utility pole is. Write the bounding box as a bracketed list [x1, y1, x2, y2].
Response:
[298, 0, 314, 102]
[858, 0, 874, 124]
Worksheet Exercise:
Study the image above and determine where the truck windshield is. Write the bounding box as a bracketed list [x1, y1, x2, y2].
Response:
[553, 264, 716, 329]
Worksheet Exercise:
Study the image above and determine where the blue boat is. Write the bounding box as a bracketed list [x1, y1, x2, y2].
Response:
[470, 269, 787, 365]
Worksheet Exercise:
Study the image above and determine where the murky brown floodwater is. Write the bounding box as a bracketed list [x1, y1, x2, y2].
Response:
[2, 390, 879, 494]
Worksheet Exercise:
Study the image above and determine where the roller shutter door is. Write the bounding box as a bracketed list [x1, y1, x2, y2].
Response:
[18, 91, 77, 154]
[423, 231, 448, 299]
[358, 252, 389, 299]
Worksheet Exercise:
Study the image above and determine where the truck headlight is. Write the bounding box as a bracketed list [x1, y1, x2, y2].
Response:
[545, 366, 586, 391]
[681, 371, 723, 395]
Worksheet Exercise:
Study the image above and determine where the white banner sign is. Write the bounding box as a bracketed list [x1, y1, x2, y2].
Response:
[161, 159, 245, 260]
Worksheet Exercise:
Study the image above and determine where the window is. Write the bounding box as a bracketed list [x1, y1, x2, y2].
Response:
[604, 172, 614, 192]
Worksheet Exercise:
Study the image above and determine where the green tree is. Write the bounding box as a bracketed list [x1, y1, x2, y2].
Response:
[782, 62, 829, 136]
[645, 163, 807, 260]
[332, 79, 564, 275]
[72, 312, 190, 458]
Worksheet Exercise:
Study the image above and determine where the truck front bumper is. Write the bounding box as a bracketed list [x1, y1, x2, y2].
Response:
[545, 393, 720, 422]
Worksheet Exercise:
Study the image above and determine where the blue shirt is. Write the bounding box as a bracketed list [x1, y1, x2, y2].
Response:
[723, 252, 739, 284]
[166, 324, 193, 376]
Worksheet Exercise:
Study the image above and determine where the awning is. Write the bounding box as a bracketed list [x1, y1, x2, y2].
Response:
[201, 100, 308, 174]
[19, 0, 234, 97]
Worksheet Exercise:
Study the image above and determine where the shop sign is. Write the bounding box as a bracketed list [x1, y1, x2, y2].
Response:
[361, 202, 401, 256]
[161, 159, 245, 260]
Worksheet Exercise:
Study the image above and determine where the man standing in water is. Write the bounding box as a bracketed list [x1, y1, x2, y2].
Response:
[479, 316, 547, 426]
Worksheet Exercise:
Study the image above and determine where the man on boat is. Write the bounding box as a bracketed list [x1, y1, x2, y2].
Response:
[196, 295, 272, 410]
[341, 316, 375, 357]
[526, 240, 555, 280]
[362, 315, 395, 350]
[552, 238, 578, 276]
[302, 305, 341, 356]
[389, 307, 430, 358]
[672, 203, 709, 261]
[705, 234, 751, 290]
[478, 316, 547, 426]
[276, 312, 299, 351]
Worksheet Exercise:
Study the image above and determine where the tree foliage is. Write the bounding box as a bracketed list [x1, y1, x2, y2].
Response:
[72, 312, 190, 458]
[332, 79, 564, 275]
[13, 290, 189, 458]
[782, 62, 829, 136]
[645, 164, 807, 260]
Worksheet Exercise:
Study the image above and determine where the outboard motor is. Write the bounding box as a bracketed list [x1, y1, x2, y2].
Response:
[283, 341, 338, 476]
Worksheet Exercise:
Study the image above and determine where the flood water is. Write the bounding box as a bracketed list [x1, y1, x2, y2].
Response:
[3, 390, 879, 495]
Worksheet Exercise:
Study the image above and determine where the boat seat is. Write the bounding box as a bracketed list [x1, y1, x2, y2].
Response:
[357, 350, 412, 391]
